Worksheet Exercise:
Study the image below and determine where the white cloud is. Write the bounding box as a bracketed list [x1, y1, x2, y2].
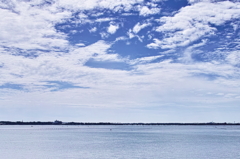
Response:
[1, 52, 239, 106]
[95, 18, 115, 22]
[181, 40, 207, 63]
[129, 55, 164, 65]
[76, 43, 86, 47]
[0, 41, 112, 86]
[121, 13, 136, 16]
[133, 22, 151, 34]
[146, 2, 158, 7]
[92, 54, 124, 62]
[91, 12, 104, 17]
[139, 6, 160, 16]
[78, 13, 88, 19]
[127, 30, 135, 39]
[107, 24, 119, 34]
[100, 32, 109, 38]
[127, 29, 144, 42]
[0, 1, 71, 51]
[188, 0, 212, 4]
[226, 51, 240, 66]
[148, 1, 240, 49]
[114, 36, 128, 42]
[55, 0, 144, 12]
[89, 27, 97, 33]
[231, 22, 239, 31]
[0, 0, 146, 52]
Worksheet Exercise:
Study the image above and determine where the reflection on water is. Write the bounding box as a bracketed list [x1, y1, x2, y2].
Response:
[0, 125, 240, 159]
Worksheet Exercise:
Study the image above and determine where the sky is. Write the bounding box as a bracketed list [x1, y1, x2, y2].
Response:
[0, 0, 240, 123]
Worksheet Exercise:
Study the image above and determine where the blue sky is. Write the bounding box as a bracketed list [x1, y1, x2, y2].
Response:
[0, 0, 240, 122]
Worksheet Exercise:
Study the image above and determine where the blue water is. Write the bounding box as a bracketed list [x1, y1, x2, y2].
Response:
[0, 125, 240, 159]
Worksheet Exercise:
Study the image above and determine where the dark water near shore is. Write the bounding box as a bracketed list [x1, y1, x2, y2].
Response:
[0, 125, 240, 159]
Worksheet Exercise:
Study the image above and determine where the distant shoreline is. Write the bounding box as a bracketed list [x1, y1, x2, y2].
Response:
[0, 121, 239, 125]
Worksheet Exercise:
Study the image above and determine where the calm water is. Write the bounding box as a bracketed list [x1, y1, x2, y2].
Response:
[0, 125, 240, 159]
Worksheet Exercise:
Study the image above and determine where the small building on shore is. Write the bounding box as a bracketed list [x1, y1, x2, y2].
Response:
[53, 120, 62, 125]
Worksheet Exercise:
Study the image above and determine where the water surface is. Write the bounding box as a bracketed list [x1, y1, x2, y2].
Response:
[0, 125, 239, 159]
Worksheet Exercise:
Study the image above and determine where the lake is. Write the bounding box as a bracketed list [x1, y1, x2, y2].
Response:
[0, 125, 239, 159]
